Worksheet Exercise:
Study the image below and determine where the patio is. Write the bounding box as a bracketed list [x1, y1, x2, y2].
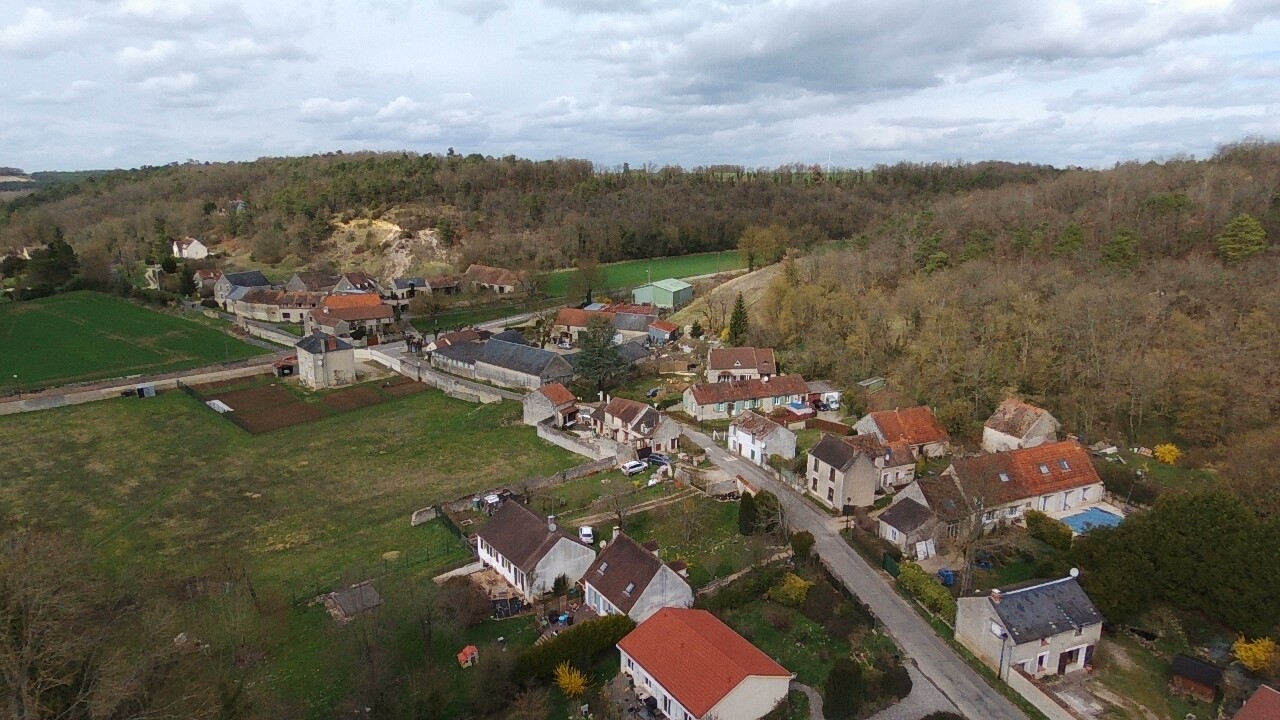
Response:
[605, 672, 661, 720]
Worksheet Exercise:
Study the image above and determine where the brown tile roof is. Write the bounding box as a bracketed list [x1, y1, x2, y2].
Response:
[427, 274, 461, 289]
[195, 269, 222, 280]
[475, 501, 587, 573]
[466, 263, 522, 287]
[688, 374, 808, 405]
[617, 608, 790, 718]
[434, 329, 489, 347]
[239, 288, 327, 308]
[340, 272, 379, 289]
[731, 410, 786, 440]
[867, 407, 950, 446]
[175, 236, 200, 249]
[290, 271, 341, 291]
[323, 293, 384, 309]
[606, 303, 658, 315]
[582, 533, 667, 614]
[311, 304, 395, 324]
[650, 320, 679, 333]
[537, 383, 577, 408]
[555, 307, 613, 328]
[1234, 685, 1280, 720]
[915, 475, 970, 522]
[601, 396, 661, 436]
[948, 440, 1101, 507]
[985, 399, 1055, 439]
[708, 347, 777, 374]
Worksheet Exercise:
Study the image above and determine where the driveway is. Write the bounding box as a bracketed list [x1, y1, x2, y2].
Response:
[683, 425, 1027, 720]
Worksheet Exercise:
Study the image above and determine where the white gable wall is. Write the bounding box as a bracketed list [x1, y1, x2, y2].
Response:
[707, 675, 791, 720]
[530, 537, 596, 596]
[628, 565, 694, 622]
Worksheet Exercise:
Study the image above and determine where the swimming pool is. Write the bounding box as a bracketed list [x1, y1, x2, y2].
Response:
[1060, 506, 1125, 534]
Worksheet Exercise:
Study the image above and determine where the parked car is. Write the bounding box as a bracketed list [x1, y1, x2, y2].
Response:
[812, 400, 829, 412]
[646, 453, 672, 467]
[578, 526, 595, 544]
[621, 460, 648, 476]
[646, 387, 661, 398]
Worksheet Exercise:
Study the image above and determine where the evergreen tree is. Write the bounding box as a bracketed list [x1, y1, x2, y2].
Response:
[1053, 223, 1085, 257]
[1216, 213, 1268, 262]
[575, 316, 629, 393]
[690, 320, 704, 339]
[1101, 229, 1140, 272]
[728, 292, 749, 345]
[178, 266, 197, 296]
[24, 232, 79, 290]
[160, 256, 178, 274]
[737, 493, 758, 535]
[823, 658, 865, 720]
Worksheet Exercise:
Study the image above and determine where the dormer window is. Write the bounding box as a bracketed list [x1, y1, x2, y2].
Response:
[1039, 464, 1050, 474]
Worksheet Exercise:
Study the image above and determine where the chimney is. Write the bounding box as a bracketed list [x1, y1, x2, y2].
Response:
[991, 589, 1002, 604]
[547, 515, 557, 533]
[612, 526, 621, 542]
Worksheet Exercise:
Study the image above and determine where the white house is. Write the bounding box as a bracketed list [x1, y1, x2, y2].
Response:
[465, 264, 523, 294]
[728, 410, 797, 465]
[474, 501, 595, 601]
[582, 532, 693, 623]
[943, 439, 1104, 526]
[854, 406, 951, 459]
[705, 347, 777, 383]
[682, 374, 810, 422]
[618, 608, 792, 720]
[594, 396, 682, 455]
[172, 237, 209, 259]
[982, 399, 1061, 453]
[955, 576, 1103, 679]
[807, 433, 914, 510]
[296, 332, 357, 389]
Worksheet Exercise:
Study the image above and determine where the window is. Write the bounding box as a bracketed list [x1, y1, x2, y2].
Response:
[811, 478, 818, 490]
[812, 457, 819, 472]
[889, 528, 899, 542]
[1036, 651, 1049, 670]
[283, 312, 291, 319]
[1075, 626, 1084, 636]
[989, 622, 1005, 638]
[1039, 464, 1050, 474]
[626, 657, 634, 670]
[828, 468, 835, 483]
[1059, 459, 1071, 470]
[716, 402, 727, 412]
[998, 472, 1010, 482]
[827, 488, 834, 502]
[1006, 507, 1018, 517]
[623, 582, 635, 597]
[597, 562, 608, 575]
[663, 697, 672, 714]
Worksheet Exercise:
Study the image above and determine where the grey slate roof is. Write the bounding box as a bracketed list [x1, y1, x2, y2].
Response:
[476, 501, 587, 573]
[296, 332, 353, 354]
[331, 583, 383, 617]
[478, 339, 564, 376]
[811, 434, 858, 471]
[879, 498, 933, 534]
[612, 312, 655, 332]
[582, 533, 666, 614]
[619, 339, 650, 363]
[491, 329, 530, 345]
[222, 270, 271, 288]
[1170, 654, 1223, 688]
[990, 577, 1103, 644]
[392, 277, 426, 290]
[225, 286, 251, 302]
[434, 340, 485, 366]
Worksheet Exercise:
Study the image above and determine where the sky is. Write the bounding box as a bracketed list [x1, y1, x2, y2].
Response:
[3, 0, 1280, 172]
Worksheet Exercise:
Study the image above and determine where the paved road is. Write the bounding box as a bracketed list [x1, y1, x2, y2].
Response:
[683, 426, 1027, 720]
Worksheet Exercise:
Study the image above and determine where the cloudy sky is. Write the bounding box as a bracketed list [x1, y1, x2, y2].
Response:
[3, 0, 1280, 171]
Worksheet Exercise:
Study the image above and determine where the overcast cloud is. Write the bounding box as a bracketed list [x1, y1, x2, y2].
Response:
[3, 0, 1279, 171]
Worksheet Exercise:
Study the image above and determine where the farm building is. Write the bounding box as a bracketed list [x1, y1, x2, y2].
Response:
[285, 271, 341, 293]
[465, 264, 523, 294]
[296, 332, 356, 389]
[631, 278, 693, 309]
[324, 582, 383, 623]
[474, 340, 574, 390]
[522, 383, 579, 428]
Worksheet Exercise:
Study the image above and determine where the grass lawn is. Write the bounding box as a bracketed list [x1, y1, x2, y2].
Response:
[621, 496, 760, 587]
[721, 600, 853, 685]
[542, 251, 744, 297]
[1091, 635, 1219, 720]
[1118, 451, 1216, 492]
[0, 291, 267, 389]
[410, 296, 562, 333]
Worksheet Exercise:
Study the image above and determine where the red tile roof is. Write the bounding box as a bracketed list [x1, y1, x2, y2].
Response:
[195, 269, 222, 280]
[1234, 685, 1280, 720]
[466, 263, 522, 287]
[606, 303, 658, 315]
[555, 307, 614, 328]
[618, 608, 790, 717]
[867, 407, 950, 446]
[323, 293, 384, 309]
[650, 320, 679, 333]
[537, 383, 577, 408]
[949, 440, 1101, 506]
[708, 347, 777, 374]
[985, 399, 1055, 438]
[689, 374, 809, 405]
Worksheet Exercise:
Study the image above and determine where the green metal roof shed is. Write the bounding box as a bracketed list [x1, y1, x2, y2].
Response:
[632, 278, 694, 309]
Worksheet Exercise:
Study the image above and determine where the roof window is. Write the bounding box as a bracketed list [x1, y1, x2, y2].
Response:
[623, 582, 636, 597]
[998, 472, 1010, 482]
[1039, 464, 1050, 474]
[597, 562, 608, 575]
[1059, 459, 1071, 470]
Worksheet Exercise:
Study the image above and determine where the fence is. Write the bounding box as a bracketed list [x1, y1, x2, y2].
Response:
[175, 379, 254, 433]
[805, 417, 853, 435]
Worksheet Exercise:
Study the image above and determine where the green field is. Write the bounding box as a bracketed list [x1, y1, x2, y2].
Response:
[542, 250, 744, 297]
[0, 291, 268, 389]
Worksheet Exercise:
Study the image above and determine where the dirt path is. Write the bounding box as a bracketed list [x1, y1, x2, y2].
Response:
[568, 486, 700, 526]
[669, 263, 784, 326]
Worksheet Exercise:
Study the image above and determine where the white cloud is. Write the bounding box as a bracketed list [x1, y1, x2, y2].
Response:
[299, 97, 375, 122]
[0, 7, 84, 55]
[18, 80, 99, 104]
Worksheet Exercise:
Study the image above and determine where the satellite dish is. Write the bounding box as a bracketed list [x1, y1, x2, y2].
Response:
[1069, 567, 1080, 578]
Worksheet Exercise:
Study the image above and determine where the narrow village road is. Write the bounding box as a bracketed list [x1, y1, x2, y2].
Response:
[682, 426, 1028, 720]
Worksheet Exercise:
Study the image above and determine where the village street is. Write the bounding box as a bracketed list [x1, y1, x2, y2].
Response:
[682, 425, 1029, 720]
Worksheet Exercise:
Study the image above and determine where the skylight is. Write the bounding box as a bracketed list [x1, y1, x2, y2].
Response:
[1059, 459, 1071, 470]
[597, 562, 608, 575]
[623, 582, 635, 596]
[998, 472, 1010, 482]
[1039, 464, 1050, 474]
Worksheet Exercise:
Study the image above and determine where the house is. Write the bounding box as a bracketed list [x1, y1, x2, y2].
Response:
[878, 497, 938, 559]
[554, 307, 614, 342]
[226, 288, 327, 323]
[955, 575, 1103, 679]
[194, 268, 222, 291]
[386, 277, 426, 308]
[617, 607, 791, 720]
[897, 473, 975, 541]
[682, 375, 809, 421]
[854, 406, 950, 459]
[728, 410, 797, 466]
[806, 433, 914, 510]
[427, 328, 491, 352]
[594, 396, 682, 454]
[618, 339, 650, 366]
[323, 582, 383, 623]
[649, 320, 680, 344]
[582, 532, 693, 622]
[430, 339, 485, 377]
[474, 502, 596, 601]
[172, 237, 209, 259]
[1170, 654, 1223, 703]
[1234, 685, 1280, 720]
[523, 383, 579, 428]
[475, 339, 575, 390]
[983, 399, 1061, 453]
[296, 332, 356, 389]
[465, 263, 523, 294]
[214, 270, 272, 304]
[285, 271, 341, 293]
[706, 347, 777, 383]
[943, 440, 1104, 526]
[333, 272, 383, 294]
[426, 274, 462, 295]
[631, 278, 694, 310]
[305, 293, 397, 340]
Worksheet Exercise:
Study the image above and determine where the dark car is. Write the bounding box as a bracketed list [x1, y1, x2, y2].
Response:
[647, 453, 672, 467]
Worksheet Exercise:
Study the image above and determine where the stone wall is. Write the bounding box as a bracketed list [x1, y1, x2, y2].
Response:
[237, 318, 302, 348]
[536, 421, 620, 460]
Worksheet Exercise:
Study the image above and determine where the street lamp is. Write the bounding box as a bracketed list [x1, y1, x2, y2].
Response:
[998, 630, 1011, 682]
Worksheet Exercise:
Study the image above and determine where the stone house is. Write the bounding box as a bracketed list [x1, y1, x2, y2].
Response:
[305, 293, 396, 340]
[854, 406, 951, 459]
[285, 271, 341, 293]
[727, 410, 796, 466]
[522, 383, 579, 428]
[581, 532, 693, 622]
[955, 576, 1103, 679]
[333, 272, 383, 295]
[806, 433, 914, 510]
[296, 332, 356, 389]
[226, 288, 326, 323]
[465, 264, 523, 294]
[705, 347, 777, 383]
[214, 270, 272, 304]
[681, 374, 809, 421]
[983, 399, 1061, 453]
[594, 396, 682, 454]
[474, 502, 596, 601]
[877, 497, 938, 559]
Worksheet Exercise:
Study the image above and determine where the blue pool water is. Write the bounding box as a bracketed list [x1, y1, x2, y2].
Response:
[1060, 507, 1124, 534]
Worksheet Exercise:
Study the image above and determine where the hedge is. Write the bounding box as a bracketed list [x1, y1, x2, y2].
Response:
[1025, 510, 1073, 550]
[512, 614, 635, 684]
[897, 561, 957, 623]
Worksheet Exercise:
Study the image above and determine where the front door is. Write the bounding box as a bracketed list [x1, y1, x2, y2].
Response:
[1058, 652, 1070, 674]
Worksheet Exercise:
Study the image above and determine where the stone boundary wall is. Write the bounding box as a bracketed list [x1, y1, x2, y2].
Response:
[238, 318, 302, 347]
[0, 362, 275, 416]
